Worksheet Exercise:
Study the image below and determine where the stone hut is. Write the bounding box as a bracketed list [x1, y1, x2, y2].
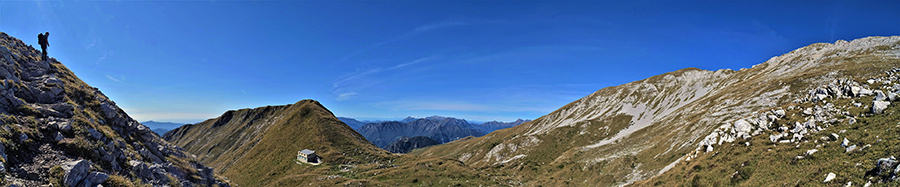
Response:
[297, 149, 317, 163]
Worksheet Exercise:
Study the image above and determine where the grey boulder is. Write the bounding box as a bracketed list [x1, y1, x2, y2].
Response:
[873, 101, 891, 114]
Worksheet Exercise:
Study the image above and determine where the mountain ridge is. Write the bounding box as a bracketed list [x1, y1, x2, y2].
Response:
[358, 116, 484, 148]
[164, 100, 506, 186]
[0, 32, 230, 186]
[415, 36, 900, 186]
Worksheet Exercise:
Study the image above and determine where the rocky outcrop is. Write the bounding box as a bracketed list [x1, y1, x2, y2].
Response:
[691, 66, 900, 159]
[873, 101, 891, 114]
[872, 156, 900, 181]
[61, 160, 107, 187]
[0, 32, 229, 186]
[417, 36, 900, 186]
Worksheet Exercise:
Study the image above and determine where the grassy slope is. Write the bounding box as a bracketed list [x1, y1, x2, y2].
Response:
[166, 100, 503, 186]
[414, 38, 900, 186]
[632, 49, 900, 186]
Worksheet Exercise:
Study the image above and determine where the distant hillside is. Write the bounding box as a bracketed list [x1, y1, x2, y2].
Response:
[472, 119, 531, 133]
[358, 116, 484, 148]
[141, 121, 185, 135]
[415, 36, 900, 186]
[383, 136, 441, 153]
[0, 32, 229, 186]
[151, 128, 169, 135]
[164, 100, 504, 186]
[336, 117, 366, 130]
[141, 120, 185, 129]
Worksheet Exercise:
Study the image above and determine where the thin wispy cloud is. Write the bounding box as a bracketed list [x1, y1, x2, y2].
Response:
[339, 21, 465, 62]
[105, 74, 120, 82]
[389, 55, 441, 70]
[89, 51, 110, 73]
[336, 92, 358, 101]
[333, 68, 382, 88]
[332, 55, 442, 101]
[411, 21, 466, 34]
[96, 51, 107, 65]
[86, 38, 97, 49]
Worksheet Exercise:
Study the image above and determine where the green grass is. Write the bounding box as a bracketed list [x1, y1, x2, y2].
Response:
[49, 165, 64, 187]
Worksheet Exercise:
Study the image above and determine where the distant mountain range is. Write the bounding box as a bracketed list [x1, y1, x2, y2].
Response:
[383, 136, 441, 153]
[335, 117, 369, 130]
[341, 116, 530, 151]
[472, 118, 531, 133]
[141, 121, 186, 135]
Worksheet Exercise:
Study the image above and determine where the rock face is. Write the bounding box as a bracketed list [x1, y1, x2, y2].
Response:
[383, 136, 441, 153]
[0, 32, 229, 186]
[61, 160, 92, 187]
[60, 160, 108, 187]
[416, 36, 900, 186]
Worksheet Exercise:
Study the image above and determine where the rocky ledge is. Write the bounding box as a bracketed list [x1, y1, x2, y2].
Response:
[0, 32, 230, 186]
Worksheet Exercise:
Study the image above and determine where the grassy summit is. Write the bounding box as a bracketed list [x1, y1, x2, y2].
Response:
[164, 100, 502, 186]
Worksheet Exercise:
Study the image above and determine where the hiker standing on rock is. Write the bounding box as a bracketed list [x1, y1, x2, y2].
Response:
[38, 32, 49, 60]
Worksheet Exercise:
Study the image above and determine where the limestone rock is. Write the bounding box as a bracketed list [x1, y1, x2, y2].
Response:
[860, 88, 875, 96]
[87, 128, 103, 140]
[769, 133, 783, 143]
[846, 145, 857, 153]
[873, 101, 891, 114]
[85, 172, 109, 187]
[62, 160, 92, 187]
[874, 156, 898, 176]
[842, 138, 851, 148]
[792, 133, 805, 142]
[54, 132, 64, 141]
[803, 107, 813, 115]
[875, 90, 888, 101]
[806, 149, 819, 156]
[774, 109, 786, 118]
[825, 172, 836, 183]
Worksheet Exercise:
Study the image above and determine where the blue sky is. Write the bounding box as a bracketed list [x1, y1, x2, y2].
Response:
[1, 1, 898, 123]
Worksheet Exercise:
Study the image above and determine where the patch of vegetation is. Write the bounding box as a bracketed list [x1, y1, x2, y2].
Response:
[59, 136, 100, 158]
[15, 104, 39, 117]
[49, 165, 65, 187]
